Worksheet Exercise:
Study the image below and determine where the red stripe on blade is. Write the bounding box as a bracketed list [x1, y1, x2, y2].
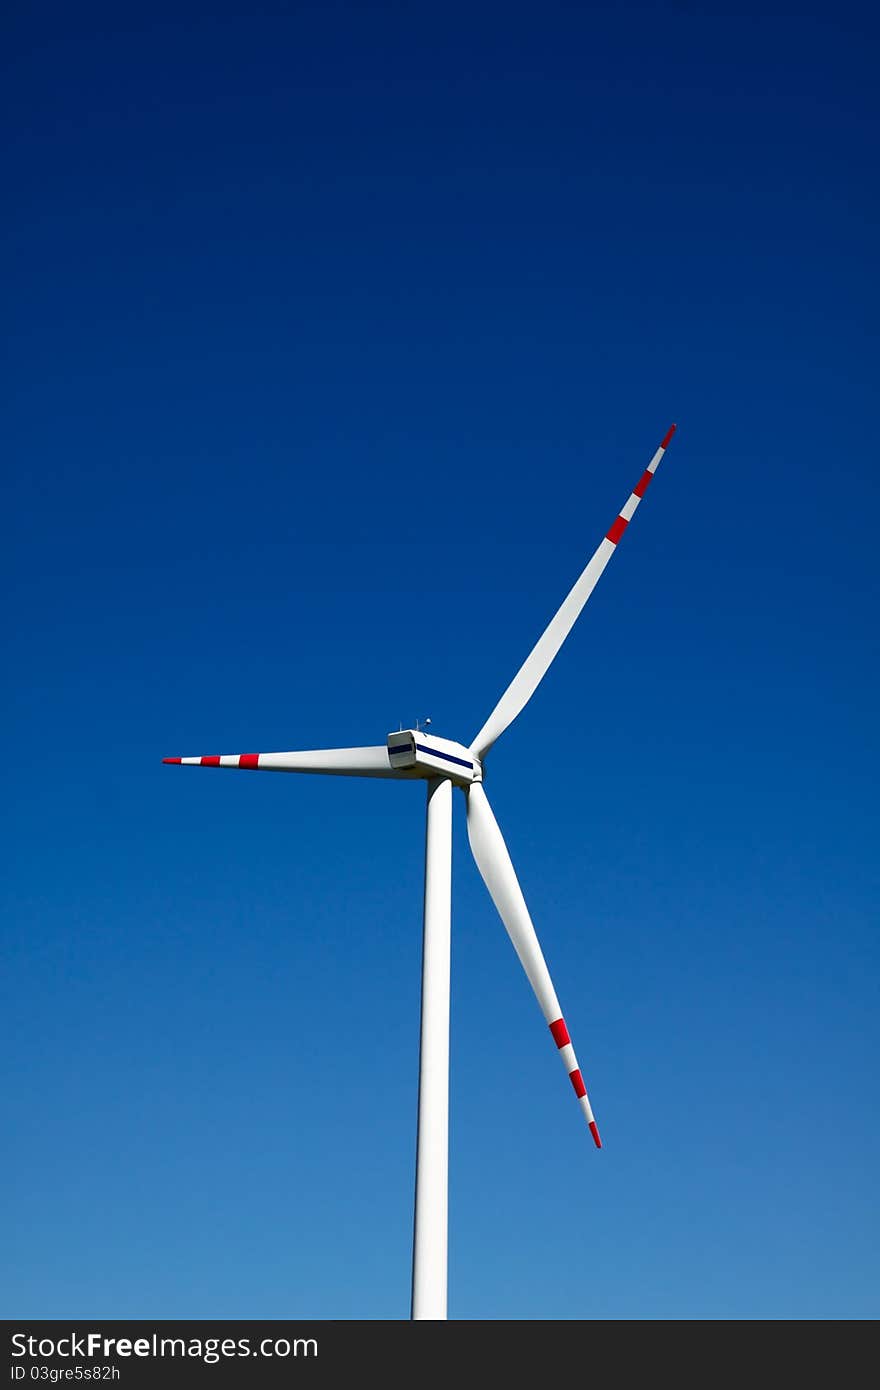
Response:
[633, 469, 654, 498]
[606, 515, 629, 545]
[200, 756, 221, 766]
[239, 753, 260, 769]
[162, 757, 181, 764]
[589, 1120, 602, 1148]
[660, 423, 677, 449]
[569, 1069, 587, 1099]
[549, 1018, 571, 1048]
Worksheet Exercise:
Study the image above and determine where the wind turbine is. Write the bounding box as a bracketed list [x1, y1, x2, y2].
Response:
[164, 423, 677, 1319]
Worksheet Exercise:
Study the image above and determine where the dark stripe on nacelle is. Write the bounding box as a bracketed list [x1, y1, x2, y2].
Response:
[414, 743, 474, 770]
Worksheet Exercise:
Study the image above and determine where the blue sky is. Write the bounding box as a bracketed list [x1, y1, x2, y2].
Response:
[3, 2, 878, 1319]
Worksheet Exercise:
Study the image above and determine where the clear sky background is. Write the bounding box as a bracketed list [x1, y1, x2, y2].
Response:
[3, 2, 878, 1321]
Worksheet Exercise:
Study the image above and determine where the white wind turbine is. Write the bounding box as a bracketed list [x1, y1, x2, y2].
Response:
[165, 423, 677, 1319]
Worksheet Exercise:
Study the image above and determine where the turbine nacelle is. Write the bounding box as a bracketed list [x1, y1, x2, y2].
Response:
[387, 730, 482, 786]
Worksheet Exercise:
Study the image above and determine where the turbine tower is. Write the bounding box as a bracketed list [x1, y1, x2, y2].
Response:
[164, 423, 678, 1319]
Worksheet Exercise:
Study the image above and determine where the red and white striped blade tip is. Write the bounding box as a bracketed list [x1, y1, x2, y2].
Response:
[163, 755, 261, 767]
[661, 423, 677, 448]
[549, 1019, 603, 1149]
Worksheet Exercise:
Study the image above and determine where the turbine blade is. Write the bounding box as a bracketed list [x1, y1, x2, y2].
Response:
[465, 783, 601, 1146]
[162, 745, 414, 778]
[470, 424, 677, 759]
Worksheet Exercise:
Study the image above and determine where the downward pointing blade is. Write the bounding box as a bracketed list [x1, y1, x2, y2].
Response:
[465, 783, 601, 1146]
[470, 424, 676, 759]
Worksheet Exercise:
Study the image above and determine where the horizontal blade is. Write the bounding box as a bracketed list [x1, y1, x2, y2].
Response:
[465, 783, 601, 1146]
[470, 424, 677, 759]
[162, 746, 415, 778]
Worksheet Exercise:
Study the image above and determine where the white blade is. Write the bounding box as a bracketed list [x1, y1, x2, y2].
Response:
[470, 424, 676, 759]
[465, 783, 601, 1146]
[163, 745, 415, 777]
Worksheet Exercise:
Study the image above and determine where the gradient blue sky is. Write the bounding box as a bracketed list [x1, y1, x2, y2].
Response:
[3, 2, 878, 1320]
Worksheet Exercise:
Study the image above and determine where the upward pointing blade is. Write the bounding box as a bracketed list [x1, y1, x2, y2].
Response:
[470, 424, 676, 759]
[465, 783, 601, 1146]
